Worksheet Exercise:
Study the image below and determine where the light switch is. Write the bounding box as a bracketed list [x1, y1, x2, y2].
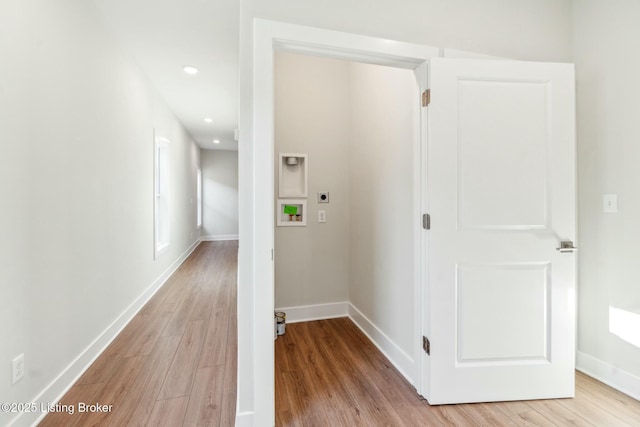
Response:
[603, 194, 618, 213]
[318, 210, 326, 223]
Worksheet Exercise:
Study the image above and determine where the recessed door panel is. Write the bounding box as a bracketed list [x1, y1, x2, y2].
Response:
[457, 80, 549, 230]
[456, 263, 550, 364]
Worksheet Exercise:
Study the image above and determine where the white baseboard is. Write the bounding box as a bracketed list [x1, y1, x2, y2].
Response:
[201, 234, 239, 241]
[15, 239, 202, 427]
[275, 302, 348, 323]
[576, 351, 640, 401]
[348, 303, 415, 386]
[235, 411, 254, 427]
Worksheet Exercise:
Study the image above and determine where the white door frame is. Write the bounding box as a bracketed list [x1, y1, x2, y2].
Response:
[252, 19, 438, 425]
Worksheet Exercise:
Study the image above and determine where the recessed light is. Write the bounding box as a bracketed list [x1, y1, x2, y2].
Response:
[213, 139, 220, 144]
[204, 118, 213, 123]
[183, 65, 199, 75]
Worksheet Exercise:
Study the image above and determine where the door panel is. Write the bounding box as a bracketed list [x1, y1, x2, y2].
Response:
[457, 79, 549, 230]
[457, 263, 550, 363]
[425, 57, 575, 404]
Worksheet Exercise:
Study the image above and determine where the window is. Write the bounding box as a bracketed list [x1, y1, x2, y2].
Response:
[154, 135, 170, 258]
[197, 167, 202, 229]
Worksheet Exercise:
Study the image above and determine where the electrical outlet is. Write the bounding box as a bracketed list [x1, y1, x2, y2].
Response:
[12, 354, 24, 384]
[603, 194, 618, 213]
[318, 210, 326, 223]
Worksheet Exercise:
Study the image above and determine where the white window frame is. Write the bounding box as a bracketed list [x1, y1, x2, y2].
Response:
[196, 166, 202, 229]
[154, 134, 170, 258]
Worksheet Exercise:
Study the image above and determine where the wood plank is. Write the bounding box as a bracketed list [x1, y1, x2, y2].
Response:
[124, 313, 171, 357]
[161, 289, 201, 337]
[576, 372, 640, 415]
[75, 314, 147, 385]
[158, 320, 207, 399]
[460, 402, 519, 426]
[430, 404, 485, 427]
[188, 288, 216, 321]
[574, 376, 640, 426]
[557, 393, 633, 427]
[510, 410, 557, 427]
[493, 400, 534, 417]
[71, 355, 146, 426]
[198, 308, 229, 368]
[106, 335, 181, 427]
[37, 383, 103, 427]
[219, 292, 238, 427]
[182, 366, 225, 426]
[145, 397, 190, 427]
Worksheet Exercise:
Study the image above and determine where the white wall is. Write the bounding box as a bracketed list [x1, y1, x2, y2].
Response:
[574, 0, 640, 394]
[274, 53, 351, 309]
[239, 1, 575, 423]
[348, 62, 417, 363]
[244, 0, 573, 62]
[0, 1, 201, 425]
[201, 149, 239, 239]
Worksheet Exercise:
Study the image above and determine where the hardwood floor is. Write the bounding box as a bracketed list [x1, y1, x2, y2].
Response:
[276, 318, 640, 426]
[37, 241, 640, 426]
[39, 241, 238, 427]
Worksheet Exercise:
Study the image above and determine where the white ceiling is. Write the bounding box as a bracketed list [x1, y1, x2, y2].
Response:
[92, 0, 239, 151]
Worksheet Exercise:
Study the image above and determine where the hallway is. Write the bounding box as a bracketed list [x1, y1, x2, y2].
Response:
[39, 241, 237, 427]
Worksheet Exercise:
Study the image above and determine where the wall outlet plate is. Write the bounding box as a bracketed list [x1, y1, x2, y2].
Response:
[603, 194, 618, 213]
[317, 192, 329, 203]
[12, 353, 24, 384]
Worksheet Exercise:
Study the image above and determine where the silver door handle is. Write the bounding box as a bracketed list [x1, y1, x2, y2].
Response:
[556, 241, 577, 253]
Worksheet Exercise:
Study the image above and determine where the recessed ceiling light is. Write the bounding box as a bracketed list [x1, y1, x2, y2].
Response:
[204, 118, 213, 123]
[183, 65, 199, 75]
[213, 139, 220, 144]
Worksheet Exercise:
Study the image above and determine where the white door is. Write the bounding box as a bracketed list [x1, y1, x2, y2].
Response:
[425, 57, 576, 404]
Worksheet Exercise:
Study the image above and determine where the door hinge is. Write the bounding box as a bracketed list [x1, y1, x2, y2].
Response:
[422, 213, 431, 230]
[422, 89, 431, 107]
[423, 336, 431, 355]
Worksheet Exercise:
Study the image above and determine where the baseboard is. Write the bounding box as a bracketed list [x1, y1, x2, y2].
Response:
[15, 239, 202, 427]
[576, 351, 640, 401]
[348, 303, 415, 386]
[235, 411, 254, 427]
[275, 302, 348, 323]
[201, 234, 239, 241]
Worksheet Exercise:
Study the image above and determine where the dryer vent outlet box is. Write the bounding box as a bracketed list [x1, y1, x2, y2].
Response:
[318, 192, 329, 203]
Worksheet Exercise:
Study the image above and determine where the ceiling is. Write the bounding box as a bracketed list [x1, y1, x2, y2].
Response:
[92, 0, 239, 151]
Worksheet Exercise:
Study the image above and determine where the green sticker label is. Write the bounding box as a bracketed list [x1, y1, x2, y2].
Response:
[283, 205, 298, 215]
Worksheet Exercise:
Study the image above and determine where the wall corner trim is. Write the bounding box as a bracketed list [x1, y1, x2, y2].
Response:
[348, 303, 415, 386]
[201, 234, 239, 241]
[576, 351, 640, 401]
[275, 302, 348, 323]
[19, 239, 202, 427]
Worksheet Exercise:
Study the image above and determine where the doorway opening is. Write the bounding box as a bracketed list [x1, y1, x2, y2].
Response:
[249, 20, 437, 424]
[272, 50, 421, 393]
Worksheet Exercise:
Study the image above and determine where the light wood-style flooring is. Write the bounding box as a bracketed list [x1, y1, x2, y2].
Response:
[38, 240, 640, 426]
[276, 318, 640, 426]
[39, 241, 238, 427]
